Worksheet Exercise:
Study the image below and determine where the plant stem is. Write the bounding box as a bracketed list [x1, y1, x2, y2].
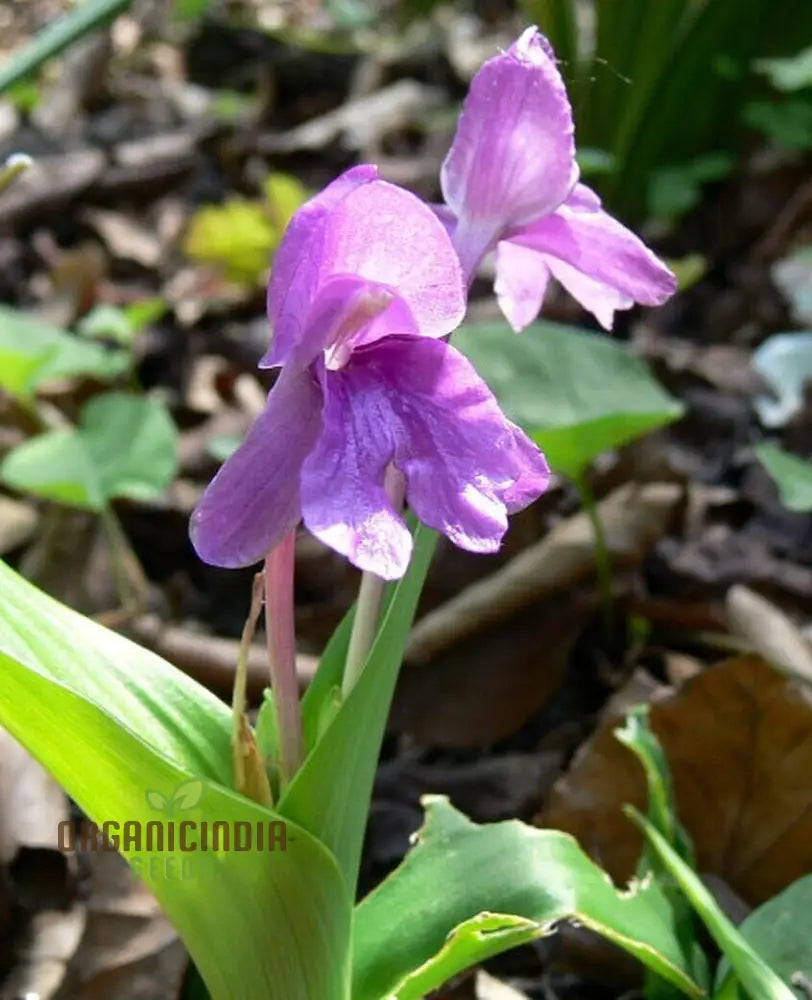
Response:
[342, 466, 407, 697]
[264, 531, 305, 787]
[573, 474, 614, 639]
[100, 504, 149, 614]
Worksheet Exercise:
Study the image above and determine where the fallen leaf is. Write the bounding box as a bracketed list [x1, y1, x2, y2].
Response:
[81, 208, 163, 269]
[726, 585, 812, 685]
[52, 850, 187, 1000]
[392, 591, 589, 747]
[0, 495, 38, 556]
[0, 728, 86, 1000]
[539, 657, 812, 904]
[476, 970, 531, 1000]
[406, 482, 682, 665]
[0, 727, 69, 863]
[253, 80, 443, 153]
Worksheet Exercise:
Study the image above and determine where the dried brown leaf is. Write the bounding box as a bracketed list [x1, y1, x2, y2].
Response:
[539, 656, 812, 904]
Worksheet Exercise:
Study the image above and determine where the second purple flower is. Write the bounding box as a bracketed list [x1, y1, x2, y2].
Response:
[191, 167, 549, 580]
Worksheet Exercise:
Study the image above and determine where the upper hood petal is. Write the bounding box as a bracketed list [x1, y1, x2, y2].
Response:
[441, 27, 578, 277]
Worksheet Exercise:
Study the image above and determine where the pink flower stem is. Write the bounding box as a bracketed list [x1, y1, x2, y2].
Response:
[342, 465, 407, 697]
[264, 530, 305, 786]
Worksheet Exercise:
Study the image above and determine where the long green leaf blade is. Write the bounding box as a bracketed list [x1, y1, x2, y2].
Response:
[0, 559, 232, 780]
[0, 0, 132, 94]
[0, 659, 352, 1000]
[629, 808, 797, 1000]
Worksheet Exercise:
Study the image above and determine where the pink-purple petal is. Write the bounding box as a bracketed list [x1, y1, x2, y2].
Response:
[326, 180, 466, 339]
[264, 165, 379, 368]
[544, 256, 633, 331]
[190, 368, 322, 568]
[508, 183, 677, 323]
[313, 336, 549, 567]
[494, 239, 551, 333]
[291, 274, 419, 370]
[300, 362, 413, 580]
[441, 27, 577, 276]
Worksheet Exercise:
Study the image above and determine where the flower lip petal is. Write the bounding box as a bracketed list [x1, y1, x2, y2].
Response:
[301, 335, 549, 577]
[441, 27, 578, 275]
[300, 360, 412, 580]
[189, 367, 322, 568]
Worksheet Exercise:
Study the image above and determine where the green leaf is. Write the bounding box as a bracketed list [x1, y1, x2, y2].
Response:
[628, 808, 798, 1000]
[352, 797, 705, 1000]
[0, 305, 129, 397]
[0, 561, 352, 1000]
[648, 154, 734, 221]
[755, 46, 812, 92]
[78, 299, 166, 346]
[744, 99, 812, 150]
[615, 705, 694, 866]
[1, 392, 178, 510]
[600, 0, 812, 216]
[280, 523, 438, 891]
[615, 707, 705, 998]
[755, 444, 812, 513]
[174, 0, 215, 21]
[0, 663, 351, 1000]
[1, 429, 106, 510]
[183, 199, 277, 285]
[455, 321, 684, 480]
[715, 875, 812, 998]
[0, 559, 232, 779]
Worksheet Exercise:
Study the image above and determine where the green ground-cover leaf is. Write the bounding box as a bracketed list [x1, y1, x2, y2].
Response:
[0, 660, 351, 1000]
[353, 797, 706, 1000]
[280, 523, 438, 891]
[0, 306, 129, 397]
[1, 392, 178, 510]
[755, 46, 812, 91]
[455, 321, 683, 480]
[78, 299, 167, 346]
[630, 809, 797, 1000]
[715, 875, 812, 998]
[755, 444, 812, 512]
[615, 708, 706, 999]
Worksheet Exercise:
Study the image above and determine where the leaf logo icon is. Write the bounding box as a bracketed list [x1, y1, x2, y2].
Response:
[145, 790, 169, 812]
[172, 780, 204, 811]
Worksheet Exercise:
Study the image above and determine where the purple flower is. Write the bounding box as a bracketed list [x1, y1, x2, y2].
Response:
[440, 27, 677, 331]
[191, 167, 549, 579]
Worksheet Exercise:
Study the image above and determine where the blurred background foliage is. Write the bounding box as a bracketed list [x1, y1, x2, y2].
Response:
[3, 0, 812, 223]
